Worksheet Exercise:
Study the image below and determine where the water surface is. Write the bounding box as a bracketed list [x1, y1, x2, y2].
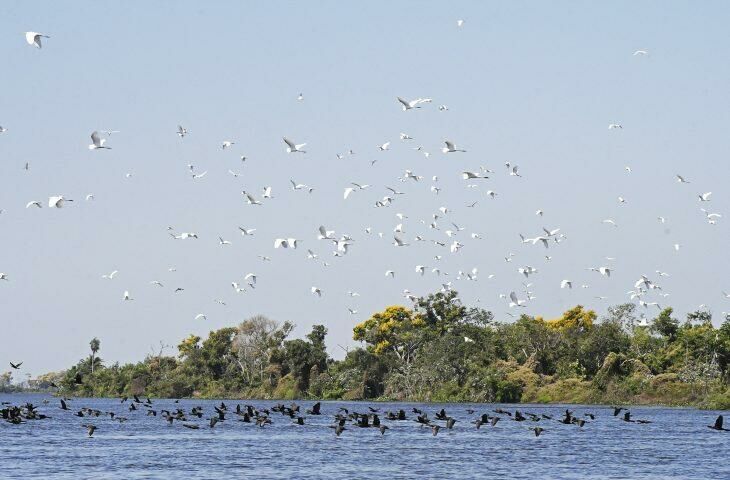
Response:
[1, 394, 727, 479]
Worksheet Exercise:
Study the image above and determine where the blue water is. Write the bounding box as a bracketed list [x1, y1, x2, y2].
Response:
[1, 394, 727, 479]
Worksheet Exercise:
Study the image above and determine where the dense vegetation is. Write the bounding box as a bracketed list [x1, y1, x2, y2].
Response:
[29, 291, 730, 408]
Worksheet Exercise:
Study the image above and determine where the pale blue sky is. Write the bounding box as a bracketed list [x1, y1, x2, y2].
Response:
[2, 1, 729, 376]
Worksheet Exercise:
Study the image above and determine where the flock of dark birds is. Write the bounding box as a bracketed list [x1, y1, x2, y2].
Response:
[1, 394, 727, 438]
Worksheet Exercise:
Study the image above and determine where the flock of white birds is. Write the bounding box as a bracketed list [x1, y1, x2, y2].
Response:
[2, 22, 729, 350]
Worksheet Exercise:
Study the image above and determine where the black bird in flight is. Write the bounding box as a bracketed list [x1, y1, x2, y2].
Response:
[9, 362, 22, 369]
[708, 415, 728, 431]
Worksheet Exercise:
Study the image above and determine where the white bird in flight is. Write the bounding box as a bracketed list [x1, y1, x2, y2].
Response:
[25, 32, 50, 49]
[283, 137, 306, 153]
[274, 238, 299, 249]
[88, 131, 111, 150]
[509, 292, 526, 308]
[102, 270, 118, 280]
[699, 192, 712, 202]
[311, 286, 322, 297]
[396, 96, 432, 111]
[48, 196, 72, 208]
[442, 141, 466, 153]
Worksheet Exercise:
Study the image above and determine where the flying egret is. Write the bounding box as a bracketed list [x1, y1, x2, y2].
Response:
[462, 171, 486, 180]
[88, 131, 111, 150]
[25, 201, 42, 209]
[274, 238, 299, 249]
[509, 292, 526, 308]
[242, 191, 262, 205]
[102, 270, 118, 280]
[48, 196, 72, 208]
[393, 236, 409, 247]
[176, 125, 188, 137]
[123, 291, 132, 301]
[396, 97, 432, 111]
[195, 314, 207, 321]
[283, 137, 306, 153]
[25, 32, 50, 49]
[442, 141, 466, 153]
[311, 286, 322, 297]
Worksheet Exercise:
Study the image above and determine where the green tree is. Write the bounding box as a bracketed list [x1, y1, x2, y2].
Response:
[652, 308, 679, 341]
[89, 337, 101, 373]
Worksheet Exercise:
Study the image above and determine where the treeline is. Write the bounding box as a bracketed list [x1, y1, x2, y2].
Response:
[39, 291, 730, 408]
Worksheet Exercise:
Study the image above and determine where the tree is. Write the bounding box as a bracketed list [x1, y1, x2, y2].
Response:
[606, 303, 638, 331]
[652, 308, 679, 341]
[414, 290, 467, 334]
[177, 334, 201, 359]
[353, 305, 427, 365]
[545, 305, 596, 332]
[89, 338, 101, 373]
[233, 315, 290, 384]
[281, 325, 329, 393]
[0, 371, 12, 392]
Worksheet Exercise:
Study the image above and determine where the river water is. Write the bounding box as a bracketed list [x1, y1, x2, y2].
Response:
[1, 394, 727, 479]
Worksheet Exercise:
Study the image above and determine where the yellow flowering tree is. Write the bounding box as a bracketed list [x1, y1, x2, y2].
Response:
[353, 305, 427, 365]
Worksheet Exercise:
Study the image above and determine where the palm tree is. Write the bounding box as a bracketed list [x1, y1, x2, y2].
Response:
[89, 338, 101, 374]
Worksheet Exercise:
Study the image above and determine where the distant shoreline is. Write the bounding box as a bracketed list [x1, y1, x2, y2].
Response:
[1, 391, 720, 410]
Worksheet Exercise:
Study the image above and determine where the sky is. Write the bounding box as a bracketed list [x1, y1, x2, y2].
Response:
[2, 1, 730, 377]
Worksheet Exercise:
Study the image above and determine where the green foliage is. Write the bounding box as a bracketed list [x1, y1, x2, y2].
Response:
[41, 292, 729, 406]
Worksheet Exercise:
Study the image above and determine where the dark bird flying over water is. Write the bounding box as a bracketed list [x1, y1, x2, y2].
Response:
[708, 415, 728, 431]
